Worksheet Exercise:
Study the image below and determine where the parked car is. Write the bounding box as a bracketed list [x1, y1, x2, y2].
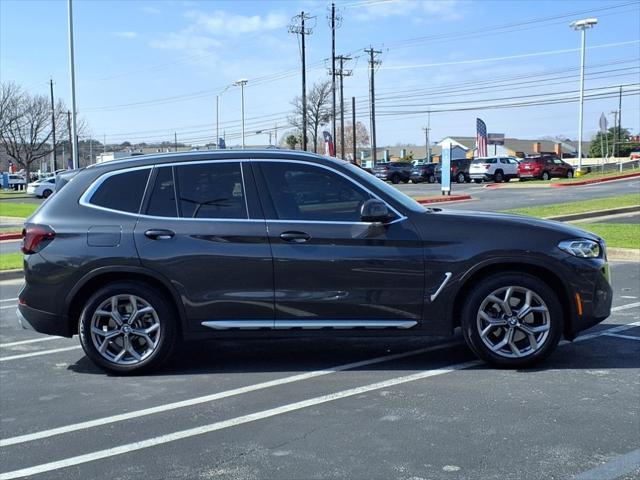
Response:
[4, 173, 26, 190]
[629, 151, 640, 161]
[518, 156, 574, 181]
[371, 161, 412, 184]
[18, 150, 612, 374]
[27, 177, 56, 198]
[434, 158, 471, 183]
[469, 157, 520, 183]
[410, 162, 437, 183]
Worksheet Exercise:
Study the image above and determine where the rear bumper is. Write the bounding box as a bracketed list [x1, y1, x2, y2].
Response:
[518, 173, 540, 178]
[470, 173, 492, 180]
[17, 303, 72, 337]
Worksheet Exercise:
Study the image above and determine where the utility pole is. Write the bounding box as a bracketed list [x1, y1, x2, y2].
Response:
[67, 0, 79, 169]
[422, 110, 431, 162]
[334, 55, 352, 159]
[66, 111, 71, 168]
[174, 132, 177, 152]
[611, 110, 618, 158]
[233, 79, 248, 148]
[49, 79, 57, 172]
[274, 122, 278, 146]
[215, 95, 219, 149]
[89, 138, 93, 164]
[365, 47, 381, 165]
[351, 96, 356, 163]
[289, 11, 315, 151]
[327, 3, 340, 145]
[103, 133, 106, 153]
[617, 85, 622, 158]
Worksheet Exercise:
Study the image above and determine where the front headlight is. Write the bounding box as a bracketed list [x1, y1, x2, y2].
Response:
[558, 239, 601, 258]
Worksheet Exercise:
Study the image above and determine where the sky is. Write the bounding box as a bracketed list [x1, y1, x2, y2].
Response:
[1, 0, 639, 149]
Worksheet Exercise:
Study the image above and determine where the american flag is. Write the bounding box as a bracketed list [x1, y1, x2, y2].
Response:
[476, 118, 488, 157]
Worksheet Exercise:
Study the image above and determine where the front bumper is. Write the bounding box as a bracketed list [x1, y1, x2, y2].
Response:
[17, 303, 72, 337]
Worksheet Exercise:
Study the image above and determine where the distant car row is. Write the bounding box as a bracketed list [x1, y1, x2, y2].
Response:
[1, 171, 61, 197]
[373, 155, 575, 184]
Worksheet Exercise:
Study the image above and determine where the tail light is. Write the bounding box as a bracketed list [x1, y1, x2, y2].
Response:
[451, 166, 458, 173]
[21, 224, 55, 254]
[483, 164, 491, 168]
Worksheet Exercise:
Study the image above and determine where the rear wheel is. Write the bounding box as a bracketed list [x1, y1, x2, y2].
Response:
[541, 171, 550, 181]
[79, 281, 177, 374]
[456, 172, 466, 183]
[566, 170, 574, 179]
[391, 174, 400, 184]
[42, 189, 53, 198]
[494, 171, 504, 183]
[427, 174, 436, 184]
[461, 272, 563, 367]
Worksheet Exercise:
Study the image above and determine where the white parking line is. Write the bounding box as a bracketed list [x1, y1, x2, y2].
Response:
[611, 301, 640, 312]
[0, 337, 61, 348]
[0, 297, 18, 304]
[603, 332, 640, 341]
[0, 346, 81, 362]
[0, 305, 16, 311]
[0, 359, 481, 480]
[0, 339, 464, 447]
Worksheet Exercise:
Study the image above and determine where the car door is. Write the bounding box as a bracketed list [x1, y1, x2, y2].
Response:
[252, 159, 424, 328]
[134, 160, 274, 332]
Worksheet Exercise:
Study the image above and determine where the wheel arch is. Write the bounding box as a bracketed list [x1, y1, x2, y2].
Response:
[450, 261, 575, 340]
[65, 267, 187, 338]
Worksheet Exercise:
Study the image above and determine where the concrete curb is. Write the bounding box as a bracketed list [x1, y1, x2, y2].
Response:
[607, 248, 640, 262]
[547, 205, 640, 222]
[416, 194, 472, 205]
[550, 171, 640, 187]
[0, 269, 23, 281]
[0, 232, 21, 241]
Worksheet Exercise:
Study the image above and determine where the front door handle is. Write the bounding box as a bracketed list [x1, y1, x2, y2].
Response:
[279, 231, 310, 243]
[145, 229, 175, 240]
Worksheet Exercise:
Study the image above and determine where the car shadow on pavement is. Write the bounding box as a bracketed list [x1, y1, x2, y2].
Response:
[66, 325, 639, 377]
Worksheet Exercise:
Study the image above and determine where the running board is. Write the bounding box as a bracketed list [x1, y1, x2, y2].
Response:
[201, 320, 418, 330]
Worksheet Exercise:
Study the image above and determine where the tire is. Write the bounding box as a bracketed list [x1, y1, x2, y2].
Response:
[427, 174, 436, 184]
[519, 178, 526, 182]
[79, 281, 177, 374]
[460, 272, 563, 368]
[401, 178, 410, 184]
[473, 179, 482, 184]
[494, 170, 504, 183]
[42, 189, 53, 198]
[566, 170, 574, 179]
[456, 172, 466, 183]
[541, 171, 550, 181]
[391, 174, 400, 184]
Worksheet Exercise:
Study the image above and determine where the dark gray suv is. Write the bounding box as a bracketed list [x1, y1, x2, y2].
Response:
[18, 150, 612, 374]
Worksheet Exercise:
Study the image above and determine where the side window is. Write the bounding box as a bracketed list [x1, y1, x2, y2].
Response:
[89, 168, 150, 213]
[146, 166, 177, 217]
[175, 162, 247, 219]
[260, 162, 372, 222]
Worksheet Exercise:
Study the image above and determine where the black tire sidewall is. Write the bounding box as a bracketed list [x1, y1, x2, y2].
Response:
[79, 281, 177, 374]
[461, 273, 563, 367]
[542, 171, 550, 180]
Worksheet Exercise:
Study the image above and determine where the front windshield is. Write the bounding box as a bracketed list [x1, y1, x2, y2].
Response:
[342, 161, 427, 214]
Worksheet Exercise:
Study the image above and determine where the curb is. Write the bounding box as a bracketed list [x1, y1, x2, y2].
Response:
[0, 232, 21, 241]
[0, 269, 23, 281]
[417, 194, 472, 205]
[547, 205, 640, 222]
[550, 171, 640, 187]
[607, 248, 640, 262]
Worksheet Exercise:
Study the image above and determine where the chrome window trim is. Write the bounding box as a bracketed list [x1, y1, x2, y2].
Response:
[79, 157, 407, 226]
[201, 320, 417, 330]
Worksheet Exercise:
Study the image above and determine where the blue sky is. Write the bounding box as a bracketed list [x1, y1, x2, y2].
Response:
[1, 0, 639, 149]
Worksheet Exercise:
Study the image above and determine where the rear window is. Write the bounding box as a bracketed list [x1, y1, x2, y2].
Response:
[88, 168, 150, 213]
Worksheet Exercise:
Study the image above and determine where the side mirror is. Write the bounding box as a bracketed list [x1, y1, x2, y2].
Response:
[360, 198, 391, 223]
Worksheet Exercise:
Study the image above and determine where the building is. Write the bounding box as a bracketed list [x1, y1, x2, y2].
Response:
[437, 137, 590, 158]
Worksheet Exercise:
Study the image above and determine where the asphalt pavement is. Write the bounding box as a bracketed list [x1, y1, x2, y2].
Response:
[0, 262, 638, 479]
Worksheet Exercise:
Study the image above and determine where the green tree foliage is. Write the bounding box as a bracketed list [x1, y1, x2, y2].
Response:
[589, 127, 635, 158]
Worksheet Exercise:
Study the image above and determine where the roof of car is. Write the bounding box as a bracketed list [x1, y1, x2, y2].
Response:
[85, 149, 343, 172]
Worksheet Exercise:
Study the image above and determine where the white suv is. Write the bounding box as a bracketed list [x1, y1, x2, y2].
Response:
[469, 156, 519, 183]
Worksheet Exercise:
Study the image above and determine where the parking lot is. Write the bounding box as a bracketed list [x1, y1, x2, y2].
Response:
[0, 261, 638, 479]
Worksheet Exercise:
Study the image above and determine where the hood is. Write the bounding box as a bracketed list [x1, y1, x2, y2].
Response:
[426, 208, 601, 242]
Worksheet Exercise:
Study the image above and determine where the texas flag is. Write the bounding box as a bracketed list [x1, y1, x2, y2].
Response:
[322, 130, 335, 157]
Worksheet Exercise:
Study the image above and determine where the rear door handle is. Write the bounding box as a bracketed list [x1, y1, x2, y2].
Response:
[145, 229, 175, 240]
[279, 231, 310, 243]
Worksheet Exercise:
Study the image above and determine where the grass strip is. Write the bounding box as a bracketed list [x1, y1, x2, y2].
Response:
[504, 193, 640, 218]
[0, 252, 23, 271]
[0, 202, 38, 218]
[576, 223, 640, 249]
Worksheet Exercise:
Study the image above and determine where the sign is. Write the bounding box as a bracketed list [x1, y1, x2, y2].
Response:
[487, 133, 505, 145]
[599, 113, 608, 134]
[441, 145, 451, 196]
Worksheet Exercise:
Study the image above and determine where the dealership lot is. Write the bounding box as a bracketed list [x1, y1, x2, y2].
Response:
[0, 262, 638, 479]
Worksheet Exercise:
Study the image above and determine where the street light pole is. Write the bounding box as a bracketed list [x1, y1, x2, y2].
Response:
[234, 79, 248, 149]
[67, 0, 79, 169]
[570, 17, 597, 172]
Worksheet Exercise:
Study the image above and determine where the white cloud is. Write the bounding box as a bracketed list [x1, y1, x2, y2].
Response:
[140, 6, 161, 15]
[114, 31, 138, 39]
[183, 9, 288, 36]
[150, 32, 221, 53]
[353, 0, 462, 22]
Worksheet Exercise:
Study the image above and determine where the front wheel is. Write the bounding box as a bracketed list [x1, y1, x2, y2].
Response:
[460, 272, 563, 368]
[541, 171, 550, 181]
[391, 174, 400, 184]
[79, 281, 177, 374]
[456, 172, 466, 183]
[566, 170, 574, 179]
[428, 174, 436, 184]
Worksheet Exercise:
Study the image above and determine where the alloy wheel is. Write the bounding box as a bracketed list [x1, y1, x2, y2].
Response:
[476, 286, 550, 359]
[90, 294, 161, 365]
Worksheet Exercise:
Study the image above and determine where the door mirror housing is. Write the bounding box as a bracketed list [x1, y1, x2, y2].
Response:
[360, 199, 391, 223]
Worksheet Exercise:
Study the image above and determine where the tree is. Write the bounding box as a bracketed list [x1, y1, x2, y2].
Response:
[285, 134, 299, 150]
[335, 122, 370, 160]
[289, 80, 332, 153]
[589, 126, 631, 158]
